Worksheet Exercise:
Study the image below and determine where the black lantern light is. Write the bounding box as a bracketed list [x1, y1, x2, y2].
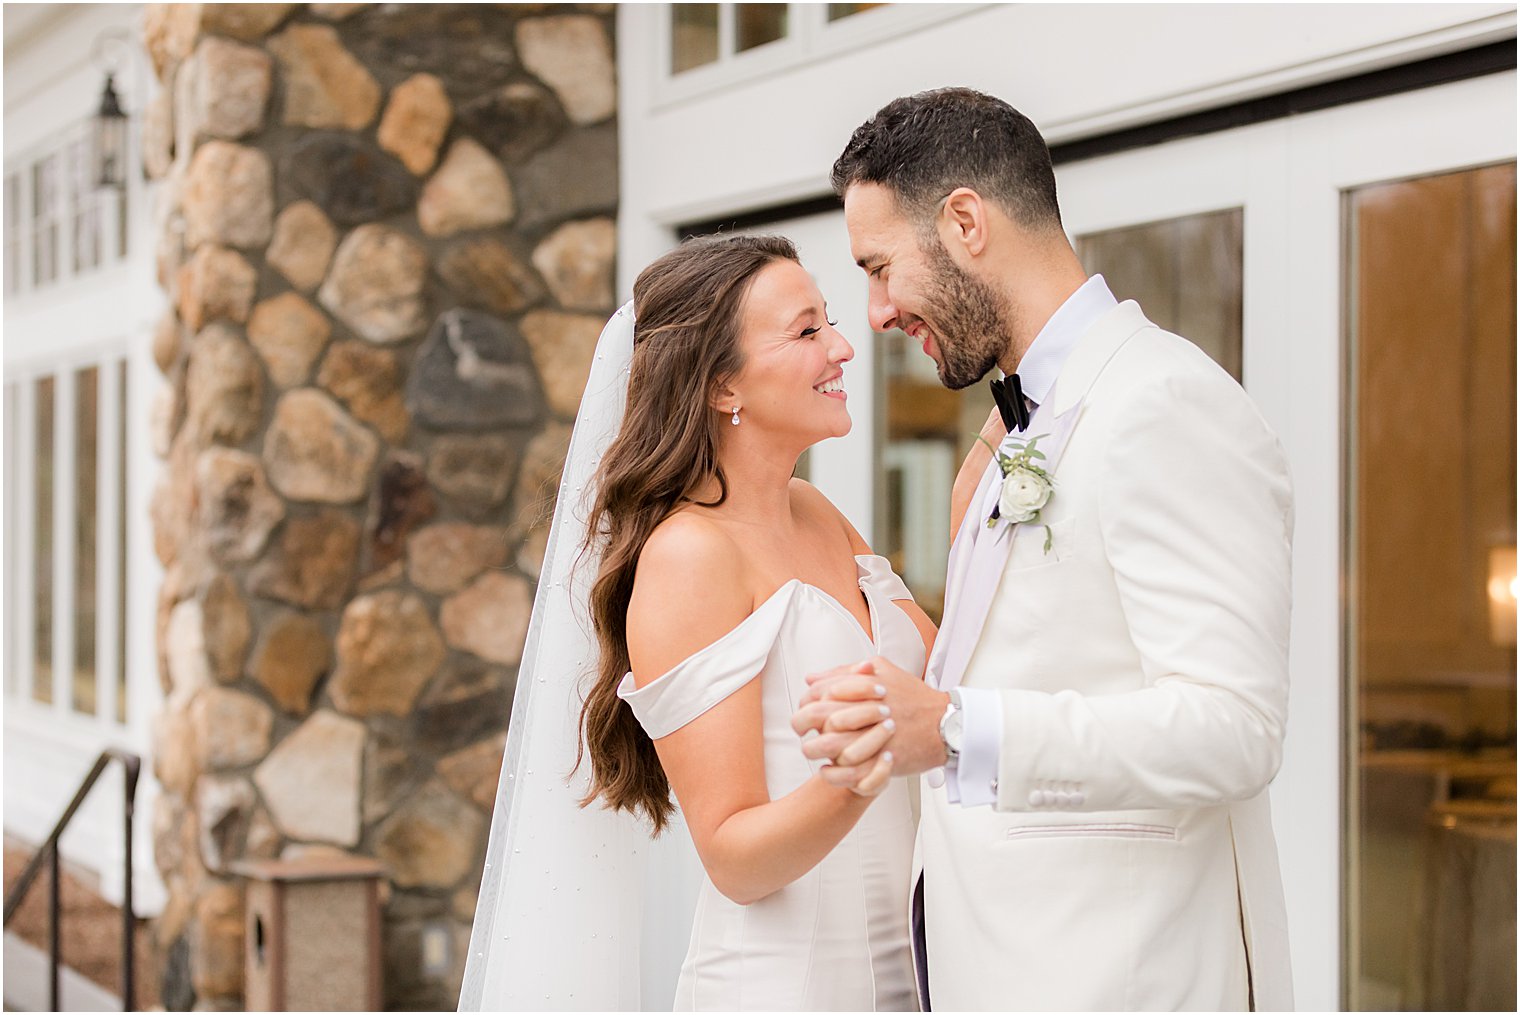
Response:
[94, 71, 128, 190]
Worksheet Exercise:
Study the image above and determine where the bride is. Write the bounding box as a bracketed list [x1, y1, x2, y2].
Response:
[461, 234, 938, 1012]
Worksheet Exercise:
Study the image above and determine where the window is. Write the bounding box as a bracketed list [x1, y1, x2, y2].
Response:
[5, 359, 132, 725]
[5, 121, 131, 297]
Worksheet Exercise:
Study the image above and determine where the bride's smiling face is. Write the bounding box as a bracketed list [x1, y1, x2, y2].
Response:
[725, 258, 855, 447]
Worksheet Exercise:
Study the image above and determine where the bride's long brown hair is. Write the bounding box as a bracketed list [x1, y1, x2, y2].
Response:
[576, 233, 799, 834]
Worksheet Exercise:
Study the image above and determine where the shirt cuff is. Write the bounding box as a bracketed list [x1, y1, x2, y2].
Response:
[951, 687, 1002, 807]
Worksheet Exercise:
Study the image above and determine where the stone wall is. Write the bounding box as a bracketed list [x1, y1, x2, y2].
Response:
[140, 4, 616, 1009]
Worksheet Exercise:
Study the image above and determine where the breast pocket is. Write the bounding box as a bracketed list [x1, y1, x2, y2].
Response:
[1006, 516, 1076, 571]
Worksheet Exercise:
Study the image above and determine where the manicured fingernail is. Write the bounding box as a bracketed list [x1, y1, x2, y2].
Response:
[874, 684, 887, 696]
[878, 704, 891, 717]
[884, 718, 896, 731]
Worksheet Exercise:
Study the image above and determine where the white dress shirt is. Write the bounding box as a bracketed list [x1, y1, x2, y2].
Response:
[947, 274, 1118, 806]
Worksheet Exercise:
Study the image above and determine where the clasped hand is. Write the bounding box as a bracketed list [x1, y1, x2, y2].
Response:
[791, 657, 951, 796]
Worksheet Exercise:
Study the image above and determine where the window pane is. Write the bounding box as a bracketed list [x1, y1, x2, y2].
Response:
[1347, 163, 1517, 1011]
[672, 3, 719, 74]
[31, 157, 57, 287]
[4, 172, 20, 294]
[34, 375, 54, 704]
[874, 327, 988, 623]
[71, 141, 101, 274]
[736, 3, 787, 52]
[828, 3, 887, 20]
[4, 383, 16, 697]
[1074, 208, 1244, 380]
[117, 362, 128, 724]
[74, 365, 99, 716]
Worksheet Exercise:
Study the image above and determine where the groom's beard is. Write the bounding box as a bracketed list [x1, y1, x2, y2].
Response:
[918, 239, 1013, 391]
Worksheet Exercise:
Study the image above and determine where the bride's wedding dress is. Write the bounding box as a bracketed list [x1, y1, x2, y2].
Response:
[460, 304, 919, 1011]
[618, 556, 923, 1011]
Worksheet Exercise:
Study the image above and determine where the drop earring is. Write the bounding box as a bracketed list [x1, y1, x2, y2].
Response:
[731, 406, 741, 426]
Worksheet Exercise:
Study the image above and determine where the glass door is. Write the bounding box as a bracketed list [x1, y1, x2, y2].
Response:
[1049, 69, 1515, 1010]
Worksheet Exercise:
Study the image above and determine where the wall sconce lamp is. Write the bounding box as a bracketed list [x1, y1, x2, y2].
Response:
[92, 31, 130, 191]
[1487, 544, 1516, 647]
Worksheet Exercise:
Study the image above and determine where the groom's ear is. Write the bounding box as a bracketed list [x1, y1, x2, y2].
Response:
[938, 187, 990, 258]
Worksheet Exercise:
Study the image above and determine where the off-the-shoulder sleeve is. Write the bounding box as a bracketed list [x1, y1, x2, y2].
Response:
[616, 583, 798, 739]
[855, 554, 914, 602]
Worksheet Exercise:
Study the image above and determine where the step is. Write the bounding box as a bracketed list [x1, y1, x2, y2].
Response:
[3, 930, 121, 1012]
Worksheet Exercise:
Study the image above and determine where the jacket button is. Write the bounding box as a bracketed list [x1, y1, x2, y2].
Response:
[1027, 789, 1044, 807]
[1070, 791, 1086, 806]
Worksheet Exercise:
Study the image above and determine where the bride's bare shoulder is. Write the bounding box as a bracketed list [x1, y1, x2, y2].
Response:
[628, 512, 752, 684]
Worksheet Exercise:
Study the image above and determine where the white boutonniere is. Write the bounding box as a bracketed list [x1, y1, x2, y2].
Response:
[978, 433, 1055, 553]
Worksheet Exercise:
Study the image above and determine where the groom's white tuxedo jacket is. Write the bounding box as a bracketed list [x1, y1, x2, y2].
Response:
[916, 297, 1295, 1011]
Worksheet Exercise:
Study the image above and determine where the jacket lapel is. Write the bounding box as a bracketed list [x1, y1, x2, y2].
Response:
[934, 301, 1153, 693]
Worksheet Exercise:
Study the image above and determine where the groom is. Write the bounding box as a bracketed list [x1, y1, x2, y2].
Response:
[794, 89, 1295, 1011]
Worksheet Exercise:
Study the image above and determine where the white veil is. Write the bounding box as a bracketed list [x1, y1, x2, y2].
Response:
[459, 302, 703, 1011]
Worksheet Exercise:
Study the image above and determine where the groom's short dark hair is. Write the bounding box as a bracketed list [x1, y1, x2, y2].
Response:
[831, 88, 1063, 234]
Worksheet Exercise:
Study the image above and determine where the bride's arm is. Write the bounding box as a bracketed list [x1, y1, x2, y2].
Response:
[627, 516, 894, 906]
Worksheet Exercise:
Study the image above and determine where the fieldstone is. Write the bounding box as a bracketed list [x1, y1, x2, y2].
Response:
[405, 309, 541, 430]
[318, 224, 429, 344]
[373, 781, 483, 889]
[532, 218, 615, 311]
[330, 590, 446, 717]
[247, 511, 360, 609]
[199, 3, 299, 41]
[281, 135, 418, 229]
[176, 36, 271, 146]
[368, 455, 435, 571]
[195, 447, 285, 563]
[517, 522, 551, 579]
[201, 574, 251, 682]
[452, 885, 479, 923]
[438, 735, 506, 811]
[153, 707, 198, 796]
[250, 611, 332, 714]
[196, 775, 257, 872]
[406, 523, 511, 595]
[356, 558, 404, 594]
[264, 389, 380, 504]
[425, 435, 518, 515]
[143, 83, 175, 180]
[516, 16, 615, 126]
[253, 710, 366, 846]
[153, 794, 189, 879]
[182, 142, 273, 250]
[267, 200, 337, 293]
[363, 735, 421, 826]
[436, 237, 544, 316]
[409, 655, 509, 753]
[190, 686, 274, 770]
[347, 5, 516, 87]
[152, 312, 181, 374]
[514, 124, 617, 232]
[190, 880, 245, 999]
[440, 572, 532, 666]
[310, 3, 368, 20]
[177, 246, 257, 331]
[268, 24, 381, 130]
[143, 3, 200, 81]
[512, 422, 572, 535]
[248, 292, 332, 388]
[183, 323, 263, 444]
[378, 73, 451, 175]
[418, 139, 514, 237]
[161, 604, 201, 694]
[455, 81, 565, 165]
[149, 386, 178, 460]
[316, 341, 409, 443]
[245, 807, 283, 860]
[519, 310, 602, 418]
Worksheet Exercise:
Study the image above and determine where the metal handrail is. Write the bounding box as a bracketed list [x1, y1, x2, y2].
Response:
[3, 748, 140, 1011]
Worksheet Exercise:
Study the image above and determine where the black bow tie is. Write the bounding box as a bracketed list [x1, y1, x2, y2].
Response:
[989, 373, 1030, 431]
